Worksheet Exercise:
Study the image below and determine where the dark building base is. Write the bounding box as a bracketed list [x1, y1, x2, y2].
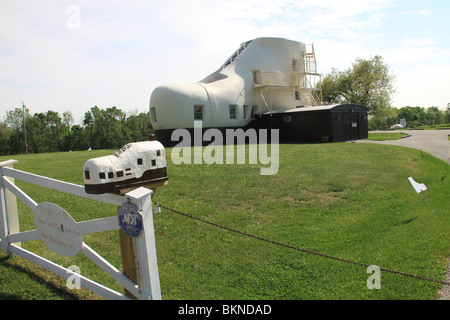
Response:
[155, 122, 258, 147]
[255, 104, 369, 143]
[154, 104, 369, 147]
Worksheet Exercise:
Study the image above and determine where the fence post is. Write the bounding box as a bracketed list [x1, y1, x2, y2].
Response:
[121, 187, 161, 300]
[5, 162, 20, 248]
[0, 166, 7, 253]
[0, 160, 19, 253]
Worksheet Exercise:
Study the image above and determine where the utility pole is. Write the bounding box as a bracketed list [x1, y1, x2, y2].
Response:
[22, 101, 28, 154]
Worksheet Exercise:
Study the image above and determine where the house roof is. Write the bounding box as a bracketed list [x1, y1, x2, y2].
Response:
[264, 104, 368, 115]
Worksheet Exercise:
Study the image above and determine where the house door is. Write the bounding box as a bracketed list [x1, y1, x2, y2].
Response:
[343, 112, 359, 140]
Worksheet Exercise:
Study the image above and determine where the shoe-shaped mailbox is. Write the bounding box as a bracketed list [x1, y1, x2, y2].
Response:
[83, 140, 168, 194]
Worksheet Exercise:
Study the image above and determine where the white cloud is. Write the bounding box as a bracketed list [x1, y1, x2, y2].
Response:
[401, 37, 438, 47]
[400, 9, 431, 17]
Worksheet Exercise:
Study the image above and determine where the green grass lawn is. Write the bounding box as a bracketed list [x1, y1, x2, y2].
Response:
[0, 142, 449, 300]
[367, 132, 406, 140]
[414, 124, 450, 130]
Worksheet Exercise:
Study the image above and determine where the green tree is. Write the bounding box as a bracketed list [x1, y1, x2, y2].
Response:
[27, 113, 47, 153]
[125, 111, 154, 142]
[45, 110, 63, 152]
[368, 106, 399, 130]
[0, 122, 11, 155]
[83, 109, 95, 149]
[61, 111, 74, 151]
[68, 125, 88, 151]
[398, 106, 427, 124]
[318, 55, 395, 116]
[425, 106, 445, 125]
[83, 106, 128, 149]
[25, 111, 64, 153]
[4, 107, 30, 154]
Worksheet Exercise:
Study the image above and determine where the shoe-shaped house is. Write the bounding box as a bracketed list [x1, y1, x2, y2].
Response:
[149, 37, 323, 146]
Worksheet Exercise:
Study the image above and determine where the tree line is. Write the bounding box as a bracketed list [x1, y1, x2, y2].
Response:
[0, 106, 154, 156]
[368, 105, 450, 130]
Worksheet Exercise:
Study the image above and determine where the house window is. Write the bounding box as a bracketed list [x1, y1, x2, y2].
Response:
[252, 70, 260, 84]
[251, 106, 257, 119]
[99, 172, 106, 180]
[229, 105, 237, 119]
[151, 159, 157, 167]
[292, 59, 298, 72]
[150, 107, 157, 122]
[194, 105, 203, 120]
[157, 150, 161, 157]
[295, 91, 300, 100]
[244, 105, 248, 119]
[283, 116, 293, 123]
[84, 170, 90, 180]
[137, 158, 143, 165]
[116, 170, 124, 178]
[108, 172, 114, 179]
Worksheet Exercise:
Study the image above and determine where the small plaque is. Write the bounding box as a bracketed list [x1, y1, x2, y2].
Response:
[33, 202, 82, 257]
[118, 203, 143, 237]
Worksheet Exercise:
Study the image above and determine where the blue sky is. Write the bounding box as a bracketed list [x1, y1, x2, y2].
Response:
[1, 0, 449, 124]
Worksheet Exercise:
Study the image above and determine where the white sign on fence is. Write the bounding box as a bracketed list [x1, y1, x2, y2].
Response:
[33, 202, 83, 257]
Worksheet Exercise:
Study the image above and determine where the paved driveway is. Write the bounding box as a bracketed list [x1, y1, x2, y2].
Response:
[357, 129, 450, 163]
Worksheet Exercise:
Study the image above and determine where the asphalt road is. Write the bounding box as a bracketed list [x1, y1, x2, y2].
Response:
[357, 129, 450, 300]
[357, 129, 450, 163]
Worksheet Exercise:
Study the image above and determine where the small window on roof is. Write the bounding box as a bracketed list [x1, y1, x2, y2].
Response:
[117, 170, 124, 178]
[99, 172, 106, 179]
[137, 158, 143, 165]
[108, 172, 114, 179]
[151, 159, 157, 167]
[84, 170, 90, 180]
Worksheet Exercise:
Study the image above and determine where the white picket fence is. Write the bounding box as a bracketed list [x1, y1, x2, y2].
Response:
[0, 160, 161, 300]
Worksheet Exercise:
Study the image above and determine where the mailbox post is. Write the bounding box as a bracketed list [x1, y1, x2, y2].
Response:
[119, 187, 161, 300]
[83, 140, 167, 299]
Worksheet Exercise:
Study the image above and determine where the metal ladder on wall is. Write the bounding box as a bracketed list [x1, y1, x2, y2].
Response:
[301, 44, 322, 106]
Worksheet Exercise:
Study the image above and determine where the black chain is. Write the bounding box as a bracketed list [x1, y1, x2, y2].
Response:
[157, 203, 450, 287]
